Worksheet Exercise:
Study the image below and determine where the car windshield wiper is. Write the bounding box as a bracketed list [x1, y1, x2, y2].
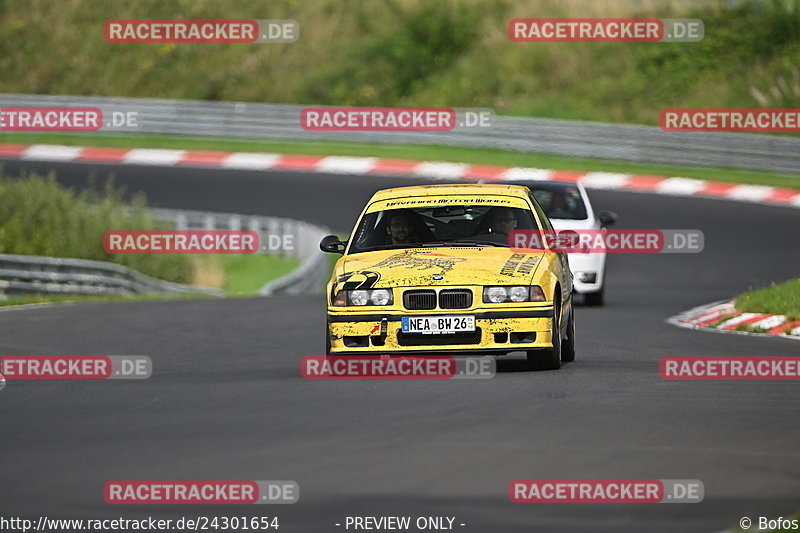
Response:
[452, 240, 507, 247]
[418, 240, 506, 247]
[356, 243, 420, 252]
[354, 240, 506, 252]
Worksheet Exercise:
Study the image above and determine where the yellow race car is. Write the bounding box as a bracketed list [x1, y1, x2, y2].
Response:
[320, 184, 575, 370]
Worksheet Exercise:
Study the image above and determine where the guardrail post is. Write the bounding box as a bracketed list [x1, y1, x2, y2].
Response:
[248, 217, 262, 254]
[264, 218, 278, 257]
[174, 212, 188, 231]
[228, 215, 241, 231]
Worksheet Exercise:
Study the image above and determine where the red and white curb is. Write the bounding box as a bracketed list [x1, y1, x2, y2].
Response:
[1, 143, 799, 208]
[668, 300, 800, 341]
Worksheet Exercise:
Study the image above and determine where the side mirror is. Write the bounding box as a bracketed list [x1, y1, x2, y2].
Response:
[597, 211, 618, 227]
[556, 230, 580, 249]
[320, 235, 346, 254]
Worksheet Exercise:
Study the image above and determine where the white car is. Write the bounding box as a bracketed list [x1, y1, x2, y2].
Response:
[524, 181, 617, 306]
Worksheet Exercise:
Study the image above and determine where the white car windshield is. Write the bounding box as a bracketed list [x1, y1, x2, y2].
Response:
[530, 185, 588, 220]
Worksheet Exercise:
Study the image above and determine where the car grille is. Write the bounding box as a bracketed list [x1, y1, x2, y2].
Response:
[403, 289, 473, 310]
[403, 290, 437, 310]
[397, 328, 483, 346]
[439, 289, 472, 309]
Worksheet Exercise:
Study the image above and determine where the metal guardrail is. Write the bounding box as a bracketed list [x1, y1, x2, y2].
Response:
[259, 251, 331, 296]
[0, 209, 331, 299]
[151, 208, 332, 295]
[2, 93, 799, 173]
[0, 253, 222, 298]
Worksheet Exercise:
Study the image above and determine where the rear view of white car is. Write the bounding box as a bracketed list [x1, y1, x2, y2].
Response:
[525, 181, 617, 306]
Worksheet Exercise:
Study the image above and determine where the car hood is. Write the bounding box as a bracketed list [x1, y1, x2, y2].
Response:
[338, 247, 544, 288]
[548, 217, 597, 230]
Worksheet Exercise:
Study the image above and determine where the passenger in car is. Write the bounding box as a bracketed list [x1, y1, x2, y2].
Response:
[488, 207, 519, 235]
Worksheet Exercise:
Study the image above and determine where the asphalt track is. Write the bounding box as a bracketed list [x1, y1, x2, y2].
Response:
[1, 159, 799, 532]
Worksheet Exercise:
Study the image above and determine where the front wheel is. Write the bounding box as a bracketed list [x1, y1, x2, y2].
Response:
[527, 296, 561, 371]
[325, 320, 332, 356]
[561, 299, 576, 362]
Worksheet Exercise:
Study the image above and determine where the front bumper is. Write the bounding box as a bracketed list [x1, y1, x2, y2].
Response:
[327, 308, 554, 355]
[568, 252, 606, 294]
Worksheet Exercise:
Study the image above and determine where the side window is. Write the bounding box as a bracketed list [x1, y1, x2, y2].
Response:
[351, 211, 380, 249]
[529, 193, 553, 231]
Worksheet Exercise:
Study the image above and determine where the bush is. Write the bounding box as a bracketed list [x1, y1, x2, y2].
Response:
[2, 0, 799, 124]
[0, 171, 194, 284]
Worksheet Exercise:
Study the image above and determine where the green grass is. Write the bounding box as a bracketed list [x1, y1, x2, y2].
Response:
[703, 317, 731, 329]
[219, 254, 300, 295]
[3, 132, 799, 189]
[734, 323, 768, 333]
[735, 279, 800, 320]
[2, 0, 800, 127]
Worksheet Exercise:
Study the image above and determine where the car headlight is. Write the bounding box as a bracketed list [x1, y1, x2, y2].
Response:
[508, 286, 529, 302]
[484, 286, 508, 303]
[482, 286, 546, 303]
[334, 289, 394, 306]
[350, 290, 369, 306]
[369, 289, 391, 305]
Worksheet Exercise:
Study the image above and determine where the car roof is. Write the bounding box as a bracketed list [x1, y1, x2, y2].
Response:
[507, 180, 586, 192]
[370, 183, 533, 200]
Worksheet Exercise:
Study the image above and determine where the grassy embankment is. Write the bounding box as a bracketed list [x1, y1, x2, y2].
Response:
[0, 171, 297, 306]
[735, 279, 800, 328]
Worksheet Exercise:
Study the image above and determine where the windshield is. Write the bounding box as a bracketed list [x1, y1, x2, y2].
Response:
[530, 185, 588, 220]
[348, 203, 540, 253]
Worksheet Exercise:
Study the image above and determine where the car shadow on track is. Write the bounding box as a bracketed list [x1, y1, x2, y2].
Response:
[495, 354, 574, 373]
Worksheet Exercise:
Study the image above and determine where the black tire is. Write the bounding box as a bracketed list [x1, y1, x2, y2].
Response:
[584, 287, 604, 307]
[325, 320, 332, 356]
[561, 299, 576, 362]
[527, 294, 561, 371]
